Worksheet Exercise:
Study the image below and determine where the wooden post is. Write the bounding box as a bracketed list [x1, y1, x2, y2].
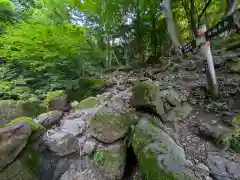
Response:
[197, 24, 219, 99]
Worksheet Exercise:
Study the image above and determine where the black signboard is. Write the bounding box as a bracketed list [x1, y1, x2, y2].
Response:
[205, 15, 234, 40]
[182, 39, 196, 53]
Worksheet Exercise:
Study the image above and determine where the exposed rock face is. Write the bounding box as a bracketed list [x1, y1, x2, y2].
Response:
[132, 114, 197, 180]
[34, 110, 63, 128]
[93, 140, 126, 180]
[43, 130, 78, 156]
[207, 153, 240, 180]
[0, 122, 32, 171]
[61, 118, 86, 136]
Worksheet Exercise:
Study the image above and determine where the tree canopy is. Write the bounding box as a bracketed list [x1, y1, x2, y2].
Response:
[0, 0, 239, 101]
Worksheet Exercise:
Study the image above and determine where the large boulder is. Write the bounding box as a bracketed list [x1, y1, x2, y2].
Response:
[89, 107, 133, 143]
[6, 117, 46, 141]
[34, 110, 63, 128]
[132, 81, 165, 117]
[43, 130, 78, 156]
[44, 90, 67, 111]
[0, 147, 40, 180]
[93, 140, 126, 180]
[132, 114, 196, 180]
[0, 98, 44, 125]
[0, 122, 31, 171]
[61, 118, 86, 136]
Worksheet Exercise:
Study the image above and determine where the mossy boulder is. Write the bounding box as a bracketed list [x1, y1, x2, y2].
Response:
[90, 108, 134, 143]
[94, 140, 126, 180]
[74, 96, 102, 111]
[132, 114, 196, 180]
[0, 147, 40, 180]
[132, 81, 165, 117]
[227, 58, 240, 73]
[43, 90, 67, 110]
[0, 122, 31, 172]
[0, 98, 44, 125]
[3, 117, 46, 141]
[34, 110, 63, 128]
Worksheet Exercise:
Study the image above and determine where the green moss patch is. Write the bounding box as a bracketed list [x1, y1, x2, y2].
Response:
[93, 142, 126, 179]
[75, 96, 101, 110]
[1, 117, 46, 141]
[90, 111, 133, 143]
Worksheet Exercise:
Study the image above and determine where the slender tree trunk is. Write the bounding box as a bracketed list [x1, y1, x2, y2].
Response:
[151, 1, 157, 58]
[135, 0, 144, 62]
[190, 0, 197, 37]
[225, 0, 237, 16]
[162, 0, 182, 55]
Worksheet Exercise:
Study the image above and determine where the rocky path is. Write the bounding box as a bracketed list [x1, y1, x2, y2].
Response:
[101, 51, 240, 179]
[1, 50, 240, 180]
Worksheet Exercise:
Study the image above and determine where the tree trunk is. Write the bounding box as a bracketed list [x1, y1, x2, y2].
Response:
[162, 0, 182, 55]
[225, 0, 237, 16]
[190, 0, 197, 37]
[151, 1, 157, 58]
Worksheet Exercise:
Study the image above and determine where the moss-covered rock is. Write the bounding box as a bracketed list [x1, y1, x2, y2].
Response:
[34, 110, 63, 128]
[3, 117, 46, 141]
[132, 114, 197, 180]
[43, 90, 67, 110]
[74, 96, 102, 110]
[227, 58, 240, 73]
[90, 109, 133, 143]
[132, 81, 165, 117]
[94, 141, 126, 180]
[0, 147, 40, 180]
[0, 98, 44, 125]
[0, 122, 31, 172]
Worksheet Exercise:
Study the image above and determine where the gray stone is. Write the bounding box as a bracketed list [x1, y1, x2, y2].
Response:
[195, 163, 209, 177]
[82, 139, 98, 155]
[161, 89, 183, 106]
[70, 101, 79, 108]
[132, 114, 197, 180]
[207, 154, 230, 180]
[34, 110, 63, 128]
[61, 118, 85, 136]
[43, 130, 78, 156]
[226, 161, 240, 178]
[0, 122, 31, 171]
[165, 103, 193, 122]
[206, 177, 213, 180]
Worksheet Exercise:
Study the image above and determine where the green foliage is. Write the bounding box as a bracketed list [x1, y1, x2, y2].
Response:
[222, 115, 240, 153]
[94, 150, 105, 166]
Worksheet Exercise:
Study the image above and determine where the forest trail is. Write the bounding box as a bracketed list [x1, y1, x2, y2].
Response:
[101, 49, 240, 180]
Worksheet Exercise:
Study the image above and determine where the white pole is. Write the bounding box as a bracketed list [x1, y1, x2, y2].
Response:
[197, 24, 219, 98]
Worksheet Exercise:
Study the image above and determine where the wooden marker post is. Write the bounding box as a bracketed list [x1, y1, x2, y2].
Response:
[197, 24, 219, 99]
